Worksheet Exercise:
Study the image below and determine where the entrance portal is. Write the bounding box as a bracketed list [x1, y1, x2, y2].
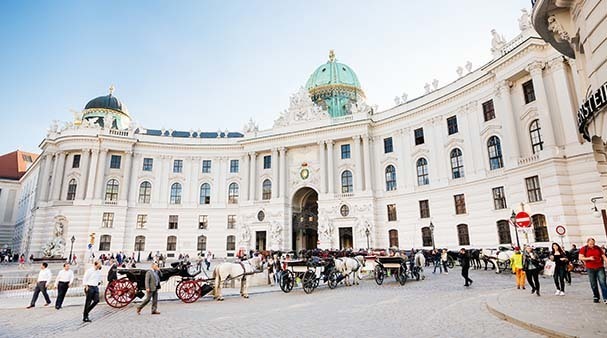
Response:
[256, 231, 266, 251]
[339, 227, 353, 250]
[292, 187, 318, 252]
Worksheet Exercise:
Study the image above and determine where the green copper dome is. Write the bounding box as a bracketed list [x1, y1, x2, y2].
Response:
[305, 50, 365, 118]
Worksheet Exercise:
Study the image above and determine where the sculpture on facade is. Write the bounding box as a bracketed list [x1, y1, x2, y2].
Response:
[401, 93, 408, 103]
[72, 110, 83, 124]
[465, 61, 473, 73]
[274, 87, 329, 127]
[41, 216, 67, 258]
[48, 120, 59, 134]
[394, 96, 401, 105]
[424, 83, 431, 94]
[103, 114, 115, 129]
[243, 117, 259, 134]
[490, 29, 506, 53]
[547, 15, 571, 43]
[348, 99, 373, 115]
[270, 221, 283, 247]
[456, 66, 464, 78]
[318, 215, 335, 242]
[518, 9, 532, 31]
[432, 79, 439, 90]
[356, 216, 374, 246]
[238, 223, 251, 247]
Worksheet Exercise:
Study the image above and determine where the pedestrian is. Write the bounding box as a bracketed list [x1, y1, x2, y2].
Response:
[414, 250, 426, 280]
[267, 255, 275, 286]
[18, 254, 25, 269]
[459, 248, 473, 287]
[82, 261, 103, 322]
[26, 262, 52, 308]
[523, 246, 541, 296]
[54, 263, 74, 309]
[441, 249, 449, 274]
[205, 251, 212, 271]
[136, 262, 161, 315]
[579, 238, 607, 303]
[551, 242, 569, 296]
[432, 249, 442, 274]
[510, 247, 525, 290]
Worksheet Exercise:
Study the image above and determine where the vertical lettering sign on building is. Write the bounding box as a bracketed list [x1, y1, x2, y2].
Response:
[578, 82, 607, 141]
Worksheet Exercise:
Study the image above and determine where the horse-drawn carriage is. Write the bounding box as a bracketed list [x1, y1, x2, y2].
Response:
[279, 257, 341, 294]
[373, 256, 408, 286]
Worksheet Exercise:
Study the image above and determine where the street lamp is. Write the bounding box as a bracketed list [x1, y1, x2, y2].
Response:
[591, 197, 604, 218]
[429, 222, 435, 251]
[510, 210, 521, 249]
[68, 236, 75, 264]
[365, 228, 370, 250]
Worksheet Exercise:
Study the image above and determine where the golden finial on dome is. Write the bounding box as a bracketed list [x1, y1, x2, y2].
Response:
[329, 49, 335, 62]
[109, 84, 115, 95]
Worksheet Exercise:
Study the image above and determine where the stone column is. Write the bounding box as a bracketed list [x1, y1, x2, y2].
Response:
[154, 156, 166, 203]
[318, 141, 326, 194]
[249, 152, 257, 201]
[94, 149, 108, 200]
[400, 128, 413, 190]
[51, 152, 66, 201]
[119, 151, 133, 201]
[279, 147, 287, 199]
[271, 148, 279, 199]
[395, 130, 406, 190]
[39, 153, 54, 201]
[85, 149, 99, 200]
[182, 156, 193, 204]
[128, 153, 142, 203]
[527, 61, 556, 148]
[77, 149, 91, 200]
[353, 135, 363, 192]
[362, 135, 372, 192]
[218, 157, 227, 203]
[463, 105, 481, 175]
[242, 154, 249, 201]
[327, 141, 335, 194]
[549, 58, 580, 145]
[431, 117, 448, 183]
[495, 80, 521, 166]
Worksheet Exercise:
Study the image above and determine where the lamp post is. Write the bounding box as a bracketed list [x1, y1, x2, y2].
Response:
[429, 222, 435, 251]
[591, 196, 604, 218]
[510, 210, 521, 249]
[68, 236, 75, 264]
[365, 227, 370, 250]
[137, 250, 141, 263]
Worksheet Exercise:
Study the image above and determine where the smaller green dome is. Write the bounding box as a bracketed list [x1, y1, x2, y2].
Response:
[305, 51, 362, 91]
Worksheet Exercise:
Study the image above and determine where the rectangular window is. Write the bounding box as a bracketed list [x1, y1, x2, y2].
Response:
[492, 186, 507, 210]
[110, 155, 121, 169]
[387, 204, 397, 222]
[202, 160, 212, 173]
[383, 137, 393, 153]
[523, 80, 536, 104]
[102, 212, 114, 228]
[482, 100, 495, 121]
[168, 215, 179, 229]
[414, 128, 425, 145]
[454, 194, 467, 214]
[173, 159, 183, 173]
[447, 116, 458, 135]
[72, 154, 81, 168]
[263, 155, 271, 169]
[227, 215, 236, 229]
[136, 214, 147, 229]
[142, 158, 153, 171]
[198, 215, 208, 230]
[525, 176, 542, 202]
[341, 144, 351, 159]
[230, 159, 239, 173]
[419, 200, 430, 219]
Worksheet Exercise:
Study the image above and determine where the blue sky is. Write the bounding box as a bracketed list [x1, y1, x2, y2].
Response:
[0, 0, 530, 154]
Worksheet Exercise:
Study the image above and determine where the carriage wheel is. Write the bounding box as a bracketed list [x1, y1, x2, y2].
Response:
[447, 259, 455, 269]
[398, 263, 408, 286]
[373, 265, 384, 285]
[104, 278, 136, 308]
[328, 270, 339, 289]
[176, 280, 201, 303]
[302, 269, 316, 294]
[280, 270, 295, 293]
[496, 261, 506, 274]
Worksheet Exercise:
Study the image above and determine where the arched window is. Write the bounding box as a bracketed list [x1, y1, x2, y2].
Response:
[134, 235, 146, 251]
[105, 179, 119, 201]
[532, 214, 549, 242]
[138, 181, 152, 204]
[529, 119, 544, 154]
[496, 220, 512, 245]
[450, 148, 464, 179]
[457, 224, 470, 246]
[262, 179, 272, 200]
[341, 170, 353, 193]
[389, 229, 399, 248]
[66, 179, 77, 200]
[385, 165, 397, 191]
[228, 183, 239, 204]
[421, 227, 433, 247]
[166, 235, 177, 251]
[487, 136, 504, 170]
[416, 158, 429, 186]
[199, 183, 211, 204]
[170, 183, 182, 204]
[226, 235, 236, 251]
[197, 235, 207, 252]
[99, 235, 111, 251]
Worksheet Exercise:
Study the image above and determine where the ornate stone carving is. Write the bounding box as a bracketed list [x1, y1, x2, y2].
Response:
[348, 99, 373, 115]
[41, 215, 67, 258]
[465, 61, 473, 73]
[547, 15, 571, 43]
[518, 9, 532, 32]
[270, 221, 283, 247]
[318, 215, 334, 241]
[238, 222, 251, 247]
[432, 79, 439, 90]
[456, 66, 463, 78]
[394, 96, 401, 105]
[243, 118, 259, 134]
[424, 83, 431, 94]
[355, 216, 373, 238]
[401, 93, 408, 103]
[526, 61, 545, 75]
[491, 29, 506, 52]
[274, 87, 329, 128]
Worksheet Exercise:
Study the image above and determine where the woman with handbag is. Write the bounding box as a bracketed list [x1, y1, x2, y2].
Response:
[552, 242, 569, 296]
[523, 246, 541, 296]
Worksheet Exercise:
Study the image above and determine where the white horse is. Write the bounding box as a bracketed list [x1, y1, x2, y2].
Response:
[335, 255, 365, 286]
[481, 247, 514, 273]
[212, 255, 263, 301]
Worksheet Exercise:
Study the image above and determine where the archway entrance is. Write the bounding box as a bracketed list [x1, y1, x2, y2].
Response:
[292, 187, 318, 252]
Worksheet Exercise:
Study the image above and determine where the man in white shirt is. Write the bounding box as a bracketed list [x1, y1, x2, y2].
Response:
[27, 262, 52, 308]
[82, 261, 103, 322]
[54, 263, 74, 309]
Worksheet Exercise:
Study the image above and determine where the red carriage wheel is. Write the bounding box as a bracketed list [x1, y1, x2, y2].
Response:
[104, 278, 136, 308]
[176, 280, 201, 303]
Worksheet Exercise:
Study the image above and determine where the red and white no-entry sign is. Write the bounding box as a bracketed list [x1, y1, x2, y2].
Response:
[515, 212, 531, 227]
[555, 225, 567, 236]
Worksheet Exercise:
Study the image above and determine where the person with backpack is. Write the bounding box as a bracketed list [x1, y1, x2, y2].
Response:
[579, 238, 607, 303]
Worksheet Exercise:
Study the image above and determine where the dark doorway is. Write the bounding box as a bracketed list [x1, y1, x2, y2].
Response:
[339, 227, 353, 250]
[292, 187, 318, 252]
[256, 231, 266, 251]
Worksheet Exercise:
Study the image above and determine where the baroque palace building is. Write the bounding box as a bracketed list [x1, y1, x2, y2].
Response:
[8, 11, 607, 259]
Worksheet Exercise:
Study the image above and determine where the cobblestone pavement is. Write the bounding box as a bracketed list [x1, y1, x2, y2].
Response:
[0, 267, 550, 338]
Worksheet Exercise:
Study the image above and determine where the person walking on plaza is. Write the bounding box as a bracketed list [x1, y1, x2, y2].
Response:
[27, 262, 52, 308]
[432, 249, 442, 274]
[551, 242, 569, 296]
[137, 262, 161, 315]
[579, 238, 607, 303]
[523, 246, 541, 296]
[82, 261, 103, 322]
[18, 254, 25, 269]
[54, 263, 74, 309]
[459, 248, 473, 287]
[441, 249, 449, 274]
[510, 247, 525, 290]
[205, 251, 212, 271]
